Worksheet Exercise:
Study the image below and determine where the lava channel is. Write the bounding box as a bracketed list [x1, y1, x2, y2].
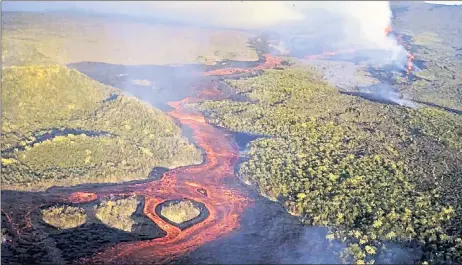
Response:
[73, 54, 282, 264]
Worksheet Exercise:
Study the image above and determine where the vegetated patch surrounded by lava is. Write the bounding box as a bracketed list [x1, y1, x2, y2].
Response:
[36, 195, 165, 262]
[155, 199, 209, 231]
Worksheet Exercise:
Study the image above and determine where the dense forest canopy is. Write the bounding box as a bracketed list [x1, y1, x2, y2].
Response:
[197, 68, 462, 264]
[95, 196, 139, 232]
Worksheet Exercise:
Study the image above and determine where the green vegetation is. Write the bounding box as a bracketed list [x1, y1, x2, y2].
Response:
[41, 205, 87, 229]
[160, 200, 201, 224]
[411, 107, 462, 150]
[1, 63, 202, 192]
[95, 196, 138, 232]
[197, 68, 462, 264]
[2, 65, 112, 134]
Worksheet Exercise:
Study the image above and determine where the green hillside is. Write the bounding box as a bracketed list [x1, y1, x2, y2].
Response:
[1, 65, 202, 191]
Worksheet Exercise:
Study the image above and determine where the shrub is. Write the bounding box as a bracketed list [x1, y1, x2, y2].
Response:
[42, 205, 86, 229]
[95, 196, 138, 232]
[160, 200, 201, 224]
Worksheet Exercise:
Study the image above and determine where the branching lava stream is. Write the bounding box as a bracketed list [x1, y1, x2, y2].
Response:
[85, 93, 251, 264]
[1, 54, 282, 265]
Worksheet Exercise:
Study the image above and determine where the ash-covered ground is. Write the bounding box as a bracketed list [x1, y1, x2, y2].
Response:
[297, 55, 420, 108]
[300, 58, 381, 91]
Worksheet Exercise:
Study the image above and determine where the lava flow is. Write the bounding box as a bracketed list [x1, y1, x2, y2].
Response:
[385, 25, 393, 36]
[62, 56, 281, 264]
[406, 53, 415, 75]
[390, 25, 415, 75]
[0, 54, 280, 265]
[204, 54, 282, 76]
[68, 191, 98, 204]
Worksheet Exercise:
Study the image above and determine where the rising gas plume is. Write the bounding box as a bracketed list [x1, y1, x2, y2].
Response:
[73, 1, 408, 65]
[5, 1, 409, 65]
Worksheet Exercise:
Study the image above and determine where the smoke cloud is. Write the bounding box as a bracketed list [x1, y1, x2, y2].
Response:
[5, 1, 408, 64]
[266, 1, 407, 65]
[71, 1, 407, 64]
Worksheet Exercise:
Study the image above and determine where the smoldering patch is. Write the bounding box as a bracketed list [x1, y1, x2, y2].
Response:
[343, 84, 418, 108]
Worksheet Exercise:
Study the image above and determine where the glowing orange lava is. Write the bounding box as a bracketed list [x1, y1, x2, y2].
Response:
[390, 28, 416, 75]
[1, 53, 280, 264]
[407, 53, 415, 75]
[68, 192, 98, 204]
[385, 25, 393, 36]
[204, 54, 282, 76]
[70, 55, 281, 264]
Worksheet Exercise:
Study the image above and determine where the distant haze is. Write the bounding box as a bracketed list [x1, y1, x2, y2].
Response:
[2, 1, 406, 61]
[11, 1, 459, 67]
[424, 1, 462, 5]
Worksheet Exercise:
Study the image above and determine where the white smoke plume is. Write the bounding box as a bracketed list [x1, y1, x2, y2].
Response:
[71, 1, 407, 64]
[278, 1, 407, 64]
[4, 1, 409, 64]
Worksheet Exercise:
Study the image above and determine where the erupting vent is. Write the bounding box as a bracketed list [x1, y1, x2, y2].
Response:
[287, 25, 417, 77]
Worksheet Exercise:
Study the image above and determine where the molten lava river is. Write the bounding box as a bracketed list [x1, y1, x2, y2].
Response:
[83, 56, 281, 264]
[1, 55, 283, 265]
[83, 98, 249, 264]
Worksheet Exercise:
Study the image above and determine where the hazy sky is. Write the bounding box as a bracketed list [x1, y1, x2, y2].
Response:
[2, 1, 462, 27]
[3, 1, 457, 65]
[1, 1, 460, 49]
[425, 1, 462, 5]
[3, 1, 461, 31]
[3, 1, 462, 12]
